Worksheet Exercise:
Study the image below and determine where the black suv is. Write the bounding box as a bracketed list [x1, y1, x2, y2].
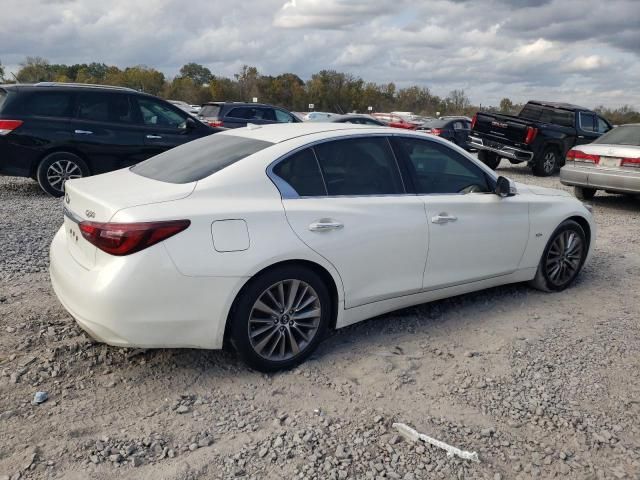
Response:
[198, 102, 301, 128]
[0, 83, 221, 196]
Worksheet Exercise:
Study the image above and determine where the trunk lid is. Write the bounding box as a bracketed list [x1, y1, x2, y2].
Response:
[63, 168, 195, 269]
[573, 144, 640, 171]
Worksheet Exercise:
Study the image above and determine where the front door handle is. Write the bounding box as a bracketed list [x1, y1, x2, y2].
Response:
[146, 134, 163, 139]
[74, 129, 93, 135]
[431, 213, 458, 224]
[309, 220, 344, 232]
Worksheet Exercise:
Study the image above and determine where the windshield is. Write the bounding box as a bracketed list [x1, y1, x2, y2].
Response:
[593, 125, 640, 146]
[132, 134, 274, 183]
[200, 104, 221, 117]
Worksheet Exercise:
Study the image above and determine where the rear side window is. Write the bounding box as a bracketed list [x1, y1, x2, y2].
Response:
[23, 92, 73, 117]
[77, 92, 135, 124]
[132, 134, 273, 183]
[273, 148, 326, 196]
[314, 137, 404, 196]
[200, 104, 221, 117]
[227, 107, 255, 119]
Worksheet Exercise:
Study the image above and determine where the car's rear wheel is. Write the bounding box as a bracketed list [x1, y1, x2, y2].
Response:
[229, 265, 330, 372]
[574, 186, 596, 200]
[530, 220, 587, 292]
[37, 152, 89, 197]
[478, 150, 501, 169]
[532, 147, 559, 177]
[508, 159, 521, 165]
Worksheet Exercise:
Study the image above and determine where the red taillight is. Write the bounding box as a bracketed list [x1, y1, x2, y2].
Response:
[524, 126, 538, 145]
[566, 149, 600, 164]
[470, 114, 477, 130]
[207, 119, 223, 127]
[78, 220, 190, 256]
[621, 157, 640, 168]
[0, 120, 24, 135]
[431, 128, 443, 136]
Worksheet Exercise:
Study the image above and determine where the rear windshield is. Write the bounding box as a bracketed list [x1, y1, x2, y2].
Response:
[519, 104, 574, 127]
[593, 125, 640, 146]
[421, 119, 449, 128]
[200, 104, 221, 117]
[131, 134, 274, 183]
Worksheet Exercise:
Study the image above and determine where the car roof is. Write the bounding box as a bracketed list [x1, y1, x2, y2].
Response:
[528, 100, 589, 111]
[218, 122, 402, 143]
[329, 114, 380, 121]
[202, 101, 275, 108]
[0, 83, 158, 97]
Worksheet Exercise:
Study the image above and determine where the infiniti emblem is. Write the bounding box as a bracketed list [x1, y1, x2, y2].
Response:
[65, 193, 70, 204]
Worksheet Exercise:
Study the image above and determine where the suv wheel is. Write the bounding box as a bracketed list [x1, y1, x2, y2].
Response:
[37, 152, 89, 197]
[532, 147, 559, 176]
[229, 265, 331, 372]
[530, 220, 587, 292]
[478, 150, 501, 169]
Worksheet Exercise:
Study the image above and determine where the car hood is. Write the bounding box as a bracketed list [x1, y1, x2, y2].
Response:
[516, 182, 572, 197]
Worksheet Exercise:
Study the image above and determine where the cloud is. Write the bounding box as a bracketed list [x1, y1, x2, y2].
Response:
[0, 0, 638, 108]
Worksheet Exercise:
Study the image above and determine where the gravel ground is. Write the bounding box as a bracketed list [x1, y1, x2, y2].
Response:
[1, 161, 639, 480]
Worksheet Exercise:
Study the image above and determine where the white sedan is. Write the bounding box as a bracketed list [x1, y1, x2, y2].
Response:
[50, 123, 595, 371]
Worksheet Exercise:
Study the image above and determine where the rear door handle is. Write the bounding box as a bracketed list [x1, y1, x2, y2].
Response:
[309, 220, 344, 232]
[431, 213, 458, 224]
[146, 134, 163, 139]
[74, 129, 93, 135]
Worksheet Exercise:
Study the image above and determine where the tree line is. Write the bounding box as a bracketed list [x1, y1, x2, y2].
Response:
[2, 57, 639, 123]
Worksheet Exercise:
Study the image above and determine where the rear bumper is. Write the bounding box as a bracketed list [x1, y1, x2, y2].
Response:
[560, 165, 640, 194]
[468, 135, 533, 162]
[0, 137, 38, 177]
[49, 226, 246, 350]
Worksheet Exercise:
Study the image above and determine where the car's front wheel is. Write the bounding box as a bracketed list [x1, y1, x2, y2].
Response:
[229, 265, 331, 372]
[530, 220, 588, 292]
[37, 152, 89, 197]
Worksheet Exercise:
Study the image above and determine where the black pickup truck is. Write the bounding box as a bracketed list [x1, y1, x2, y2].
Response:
[469, 101, 612, 176]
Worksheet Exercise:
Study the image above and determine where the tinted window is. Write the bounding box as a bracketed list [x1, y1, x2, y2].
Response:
[24, 92, 72, 117]
[256, 108, 276, 121]
[421, 119, 448, 128]
[227, 107, 255, 119]
[274, 109, 294, 123]
[580, 112, 595, 132]
[593, 125, 640, 146]
[0, 89, 7, 110]
[395, 137, 490, 194]
[200, 104, 220, 117]
[519, 104, 573, 127]
[453, 121, 464, 130]
[137, 97, 187, 128]
[132, 134, 273, 183]
[273, 148, 326, 196]
[314, 137, 404, 196]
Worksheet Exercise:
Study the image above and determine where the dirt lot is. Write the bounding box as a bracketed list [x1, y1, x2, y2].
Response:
[1, 162, 639, 480]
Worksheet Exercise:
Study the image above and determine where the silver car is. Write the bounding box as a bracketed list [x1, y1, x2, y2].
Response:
[560, 124, 640, 199]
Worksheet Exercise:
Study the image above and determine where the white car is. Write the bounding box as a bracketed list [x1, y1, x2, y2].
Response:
[50, 124, 595, 371]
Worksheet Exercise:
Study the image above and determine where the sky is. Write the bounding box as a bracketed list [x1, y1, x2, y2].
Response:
[1, 0, 639, 109]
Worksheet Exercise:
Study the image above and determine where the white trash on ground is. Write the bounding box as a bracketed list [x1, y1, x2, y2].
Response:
[393, 422, 480, 463]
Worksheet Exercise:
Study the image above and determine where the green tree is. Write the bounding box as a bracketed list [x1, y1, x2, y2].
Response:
[16, 56, 54, 82]
[499, 97, 514, 114]
[179, 63, 213, 86]
[234, 65, 260, 101]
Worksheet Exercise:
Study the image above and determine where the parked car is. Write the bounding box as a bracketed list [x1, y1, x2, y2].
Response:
[0, 82, 220, 196]
[469, 101, 612, 176]
[308, 114, 385, 126]
[303, 111, 334, 121]
[416, 118, 472, 150]
[560, 124, 640, 199]
[198, 102, 301, 128]
[51, 123, 594, 371]
[168, 100, 200, 116]
[372, 113, 417, 130]
[440, 115, 472, 122]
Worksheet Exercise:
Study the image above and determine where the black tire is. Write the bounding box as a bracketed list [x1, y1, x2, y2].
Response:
[529, 220, 588, 292]
[478, 150, 501, 169]
[229, 265, 331, 372]
[36, 152, 89, 197]
[574, 186, 596, 200]
[532, 147, 559, 177]
[508, 159, 521, 165]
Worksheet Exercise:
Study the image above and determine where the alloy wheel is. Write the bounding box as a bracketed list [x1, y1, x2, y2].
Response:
[47, 160, 83, 192]
[543, 151, 557, 174]
[248, 279, 322, 361]
[545, 230, 584, 286]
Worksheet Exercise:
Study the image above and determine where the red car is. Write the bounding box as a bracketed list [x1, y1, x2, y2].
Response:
[371, 113, 418, 130]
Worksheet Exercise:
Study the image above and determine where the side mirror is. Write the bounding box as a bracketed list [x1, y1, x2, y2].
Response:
[495, 176, 517, 197]
[185, 117, 197, 130]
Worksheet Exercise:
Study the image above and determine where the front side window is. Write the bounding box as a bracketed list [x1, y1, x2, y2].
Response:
[274, 109, 294, 123]
[596, 116, 611, 134]
[137, 97, 187, 128]
[24, 92, 73, 118]
[579, 112, 596, 132]
[314, 137, 404, 196]
[132, 134, 273, 183]
[394, 137, 490, 194]
[273, 148, 326, 196]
